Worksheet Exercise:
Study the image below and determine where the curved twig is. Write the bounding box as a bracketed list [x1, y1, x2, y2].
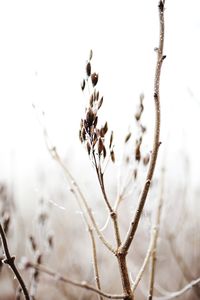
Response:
[0, 223, 30, 300]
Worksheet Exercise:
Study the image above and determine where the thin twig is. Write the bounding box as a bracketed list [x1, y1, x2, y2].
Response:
[132, 168, 165, 293]
[156, 277, 200, 300]
[44, 131, 115, 254]
[148, 168, 165, 300]
[88, 228, 103, 300]
[26, 261, 125, 299]
[0, 223, 30, 300]
[119, 0, 166, 255]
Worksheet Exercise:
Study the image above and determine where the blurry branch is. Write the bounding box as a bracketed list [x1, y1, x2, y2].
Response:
[44, 131, 114, 254]
[148, 168, 165, 300]
[88, 228, 103, 300]
[25, 261, 125, 299]
[132, 167, 165, 293]
[0, 223, 30, 300]
[119, 0, 166, 255]
[167, 234, 200, 298]
[156, 277, 200, 300]
[43, 132, 104, 295]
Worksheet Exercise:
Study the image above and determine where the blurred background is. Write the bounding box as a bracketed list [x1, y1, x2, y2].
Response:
[0, 0, 200, 299]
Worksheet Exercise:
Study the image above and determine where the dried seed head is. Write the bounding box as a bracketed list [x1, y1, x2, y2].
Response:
[86, 62, 91, 77]
[91, 73, 98, 87]
[125, 132, 132, 143]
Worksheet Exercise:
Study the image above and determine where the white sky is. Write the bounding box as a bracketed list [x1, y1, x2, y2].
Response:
[0, 0, 200, 189]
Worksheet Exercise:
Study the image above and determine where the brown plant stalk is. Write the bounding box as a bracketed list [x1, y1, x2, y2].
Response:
[115, 1, 166, 299]
[0, 223, 30, 300]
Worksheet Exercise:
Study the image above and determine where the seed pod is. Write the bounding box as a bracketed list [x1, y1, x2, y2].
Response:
[79, 129, 83, 143]
[81, 79, 85, 91]
[29, 236, 37, 252]
[86, 141, 91, 155]
[133, 169, 137, 180]
[91, 73, 98, 87]
[109, 131, 114, 148]
[89, 49, 93, 61]
[93, 115, 98, 127]
[86, 108, 95, 127]
[143, 154, 150, 166]
[81, 127, 86, 141]
[99, 127, 105, 137]
[103, 145, 106, 159]
[103, 122, 108, 135]
[110, 150, 115, 163]
[96, 91, 99, 100]
[89, 94, 94, 107]
[125, 132, 132, 143]
[98, 137, 104, 155]
[86, 62, 91, 77]
[98, 96, 103, 110]
[135, 140, 141, 161]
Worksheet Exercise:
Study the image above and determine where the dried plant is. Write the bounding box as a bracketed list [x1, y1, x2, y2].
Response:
[2, 1, 200, 300]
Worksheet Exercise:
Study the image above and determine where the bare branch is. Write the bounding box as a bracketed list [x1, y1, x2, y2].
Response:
[156, 277, 200, 300]
[26, 261, 125, 299]
[120, 0, 166, 255]
[132, 168, 165, 293]
[0, 223, 30, 300]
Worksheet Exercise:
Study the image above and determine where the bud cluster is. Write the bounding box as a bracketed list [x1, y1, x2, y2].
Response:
[80, 51, 115, 164]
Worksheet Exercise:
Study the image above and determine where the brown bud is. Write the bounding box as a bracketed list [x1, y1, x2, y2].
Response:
[109, 131, 114, 148]
[96, 91, 99, 100]
[89, 94, 94, 107]
[81, 79, 85, 91]
[125, 132, 132, 143]
[103, 122, 108, 135]
[81, 127, 86, 141]
[98, 137, 104, 155]
[79, 130, 83, 143]
[86, 108, 95, 127]
[103, 145, 106, 159]
[86, 142, 91, 155]
[98, 96, 103, 110]
[86, 62, 91, 77]
[93, 116, 98, 128]
[91, 73, 98, 87]
[110, 150, 115, 163]
[89, 49, 93, 61]
[143, 154, 150, 166]
[29, 236, 37, 252]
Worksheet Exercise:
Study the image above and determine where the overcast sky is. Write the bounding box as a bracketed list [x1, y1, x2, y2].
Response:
[0, 0, 200, 189]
